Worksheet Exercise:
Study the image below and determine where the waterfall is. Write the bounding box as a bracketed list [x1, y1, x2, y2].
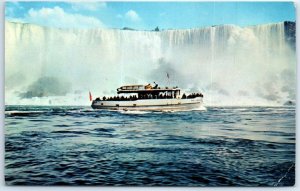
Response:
[5, 21, 296, 106]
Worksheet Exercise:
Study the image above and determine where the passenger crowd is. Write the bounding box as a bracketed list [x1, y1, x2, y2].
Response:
[181, 93, 203, 99]
[94, 92, 203, 101]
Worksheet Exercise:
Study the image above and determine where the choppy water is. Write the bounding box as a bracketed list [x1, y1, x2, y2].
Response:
[5, 105, 295, 186]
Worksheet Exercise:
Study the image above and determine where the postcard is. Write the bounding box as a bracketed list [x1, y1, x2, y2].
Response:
[5, 1, 296, 186]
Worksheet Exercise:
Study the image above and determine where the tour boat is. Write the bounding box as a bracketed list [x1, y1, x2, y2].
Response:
[91, 83, 203, 111]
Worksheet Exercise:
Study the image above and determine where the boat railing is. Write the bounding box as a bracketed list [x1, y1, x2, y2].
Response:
[117, 85, 144, 91]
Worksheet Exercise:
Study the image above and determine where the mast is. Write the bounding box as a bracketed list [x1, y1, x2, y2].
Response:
[166, 72, 170, 87]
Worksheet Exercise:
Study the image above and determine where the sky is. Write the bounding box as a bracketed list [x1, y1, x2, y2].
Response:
[5, 1, 296, 30]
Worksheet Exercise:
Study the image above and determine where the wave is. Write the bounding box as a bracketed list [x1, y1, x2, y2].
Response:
[5, 110, 46, 116]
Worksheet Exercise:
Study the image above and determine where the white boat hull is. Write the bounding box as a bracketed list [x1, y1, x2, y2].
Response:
[91, 97, 203, 111]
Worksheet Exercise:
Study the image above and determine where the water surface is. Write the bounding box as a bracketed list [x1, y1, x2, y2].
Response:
[5, 106, 295, 186]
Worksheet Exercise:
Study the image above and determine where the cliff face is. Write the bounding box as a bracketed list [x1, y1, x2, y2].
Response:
[5, 21, 296, 106]
[284, 21, 296, 49]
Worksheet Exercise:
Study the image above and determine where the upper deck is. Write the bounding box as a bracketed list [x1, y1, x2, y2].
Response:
[117, 84, 180, 94]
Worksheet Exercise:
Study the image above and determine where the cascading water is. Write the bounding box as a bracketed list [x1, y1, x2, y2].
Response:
[5, 21, 296, 106]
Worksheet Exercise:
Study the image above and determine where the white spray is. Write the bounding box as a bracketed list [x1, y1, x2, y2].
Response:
[5, 21, 296, 106]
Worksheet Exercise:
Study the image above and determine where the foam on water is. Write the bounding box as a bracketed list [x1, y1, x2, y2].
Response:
[118, 110, 152, 115]
[191, 105, 207, 111]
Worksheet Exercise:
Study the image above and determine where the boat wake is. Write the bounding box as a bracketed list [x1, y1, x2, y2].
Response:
[118, 110, 152, 115]
[191, 105, 207, 111]
[117, 105, 207, 114]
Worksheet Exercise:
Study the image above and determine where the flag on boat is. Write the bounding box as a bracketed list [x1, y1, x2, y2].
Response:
[89, 91, 93, 101]
[166, 72, 170, 79]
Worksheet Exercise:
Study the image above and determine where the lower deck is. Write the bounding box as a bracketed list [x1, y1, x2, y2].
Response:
[91, 97, 203, 111]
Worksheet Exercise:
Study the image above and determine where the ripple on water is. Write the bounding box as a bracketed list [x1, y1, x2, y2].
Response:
[4, 106, 295, 186]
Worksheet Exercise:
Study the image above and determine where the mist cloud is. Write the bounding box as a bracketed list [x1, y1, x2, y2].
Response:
[5, 21, 296, 106]
[255, 76, 281, 102]
[19, 77, 71, 99]
[206, 82, 230, 96]
[147, 58, 188, 88]
[280, 69, 296, 100]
